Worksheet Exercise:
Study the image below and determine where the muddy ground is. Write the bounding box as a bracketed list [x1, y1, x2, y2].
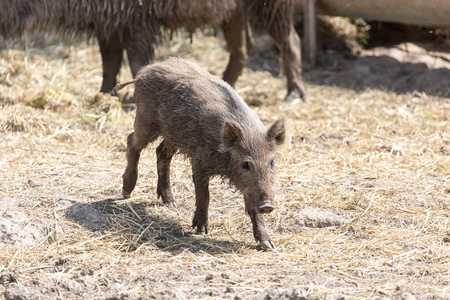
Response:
[1, 18, 449, 299]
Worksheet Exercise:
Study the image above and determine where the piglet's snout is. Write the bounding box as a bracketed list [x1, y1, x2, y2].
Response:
[259, 198, 274, 214]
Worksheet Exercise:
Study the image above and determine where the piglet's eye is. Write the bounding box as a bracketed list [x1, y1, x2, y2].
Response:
[269, 159, 275, 168]
[241, 161, 250, 170]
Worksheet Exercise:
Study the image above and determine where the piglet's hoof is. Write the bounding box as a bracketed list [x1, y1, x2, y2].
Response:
[193, 223, 210, 235]
[122, 190, 131, 199]
[260, 240, 275, 250]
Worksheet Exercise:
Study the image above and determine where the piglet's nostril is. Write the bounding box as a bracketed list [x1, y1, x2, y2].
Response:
[259, 205, 274, 214]
[259, 198, 274, 214]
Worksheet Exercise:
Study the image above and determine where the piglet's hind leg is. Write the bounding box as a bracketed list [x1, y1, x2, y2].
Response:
[123, 129, 158, 198]
[156, 140, 178, 208]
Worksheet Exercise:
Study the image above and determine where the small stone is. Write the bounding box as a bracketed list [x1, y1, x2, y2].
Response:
[205, 274, 214, 281]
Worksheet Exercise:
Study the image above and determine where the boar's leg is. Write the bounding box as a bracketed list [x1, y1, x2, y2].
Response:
[99, 32, 124, 93]
[124, 35, 151, 80]
[268, 22, 307, 103]
[191, 159, 211, 234]
[123, 127, 159, 198]
[248, 208, 275, 249]
[222, 6, 250, 87]
[156, 140, 178, 208]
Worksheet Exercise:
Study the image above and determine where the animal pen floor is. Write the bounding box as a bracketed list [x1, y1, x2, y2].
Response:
[1, 20, 450, 299]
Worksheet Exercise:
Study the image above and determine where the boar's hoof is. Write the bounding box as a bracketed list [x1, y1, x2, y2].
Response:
[285, 91, 303, 104]
[260, 239, 275, 250]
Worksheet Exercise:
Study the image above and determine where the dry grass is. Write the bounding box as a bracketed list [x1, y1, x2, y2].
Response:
[1, 26, 449, 299]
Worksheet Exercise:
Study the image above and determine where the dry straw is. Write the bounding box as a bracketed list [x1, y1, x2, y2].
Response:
[1, 22, 449, 299]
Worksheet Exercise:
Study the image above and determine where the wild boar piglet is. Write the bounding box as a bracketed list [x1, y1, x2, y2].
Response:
[112, 57, 286, 249]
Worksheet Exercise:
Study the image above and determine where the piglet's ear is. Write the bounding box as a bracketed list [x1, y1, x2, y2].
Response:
[223, 121, 245, 150]
[267, 116, 286, 146]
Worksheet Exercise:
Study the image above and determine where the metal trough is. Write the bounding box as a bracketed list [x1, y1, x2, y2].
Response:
[296, 0, 450, 65]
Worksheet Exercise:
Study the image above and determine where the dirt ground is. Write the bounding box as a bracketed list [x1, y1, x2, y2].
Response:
[1, 18, 449, 299]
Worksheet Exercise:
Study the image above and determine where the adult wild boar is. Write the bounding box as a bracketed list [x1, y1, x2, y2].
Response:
[112, 58, 286, 249]
[0, 0, 234, 92]
[1, 0, 305, 102]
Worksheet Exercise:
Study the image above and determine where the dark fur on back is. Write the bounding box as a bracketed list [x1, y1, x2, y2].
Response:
[1, 0, 287, 46]
[0, 0, 236, 58]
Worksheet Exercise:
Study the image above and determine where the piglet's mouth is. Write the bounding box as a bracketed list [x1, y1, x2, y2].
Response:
[258, 198, 274, 214]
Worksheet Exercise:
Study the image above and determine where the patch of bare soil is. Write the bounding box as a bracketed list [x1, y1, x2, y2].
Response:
[0, 210, 46, 246]
[1, 19, 449, 299]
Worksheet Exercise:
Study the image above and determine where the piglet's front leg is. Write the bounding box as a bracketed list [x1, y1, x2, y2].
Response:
[249, 209, 275, 249]
[191, 161, 210, 235]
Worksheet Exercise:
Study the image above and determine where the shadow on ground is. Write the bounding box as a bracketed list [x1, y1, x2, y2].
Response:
[64, 199, 244, 255]
[306, 53, 450, 97]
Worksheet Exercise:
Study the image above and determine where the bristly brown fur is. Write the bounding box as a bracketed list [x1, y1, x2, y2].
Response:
[1, 0, 289, 47]
[0, 0, 237, 59]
